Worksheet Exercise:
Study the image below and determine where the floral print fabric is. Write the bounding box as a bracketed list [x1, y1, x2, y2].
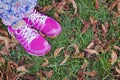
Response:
[0, 0, 37, 26]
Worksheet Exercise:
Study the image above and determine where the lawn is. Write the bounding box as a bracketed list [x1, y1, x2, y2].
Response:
[0, 0, 120, 80]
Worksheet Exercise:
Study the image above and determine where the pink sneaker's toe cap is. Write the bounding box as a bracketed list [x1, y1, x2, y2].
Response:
[26, 36, 51, 56]
[41, 17, 62, 37]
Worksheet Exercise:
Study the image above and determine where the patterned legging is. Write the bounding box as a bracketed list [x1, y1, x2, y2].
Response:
[0, 0, 37, 26]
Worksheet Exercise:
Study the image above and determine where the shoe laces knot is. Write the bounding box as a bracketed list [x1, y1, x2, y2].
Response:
[28, 10, 47, 26]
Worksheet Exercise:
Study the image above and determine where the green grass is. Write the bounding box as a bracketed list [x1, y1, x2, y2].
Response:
[1, 0, 120, 80]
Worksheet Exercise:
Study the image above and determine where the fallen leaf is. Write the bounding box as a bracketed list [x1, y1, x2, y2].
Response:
[41, 5, 54, 12]
[112, 20, 118, 26]
[81, 59, 89, 70]
[17, 66, 28, 73]
[113, 45, 120, 51]
[84, 48, 99, 55]
[54, 12, 61, 22]
[89, 16, 98, 32]
[63, 77, 69, 80]
[0, 36, 11, 50]
[115, 67, 120, 74]
[60, 51, 70, 65]
[72, 52, 84, 58]
[37, 70, 46, 80]
[108, 0, 120, 11]
[41, 58, 49, 67]
[0, 71, 4, 80]
[0, 57, 5, 66]
[84, 71, 97, 77]
[43, 70, 54, 80]
[95, 0, 99, 10]
[6, 61, 18, 80]
[8, 61, 18, 69]
[103, 45, 111, 53]
[0, 27, 9, 44]
[0, 35, 18, 55]
[118, 62, 120, 67]
[25, 62, 35, 70]
[69, 0, 77, 15]
[68, 43, 80, 56]
[87, 42, 94, 49]
[109, 50, 117, 65]
[54, 47, 64, 58]
[18, 56, 29, 66]
[118, 3, 120, 13]
[76, 69, 85, 80]
[36, 0, 78, 21]
[81, 20, 90, 34]
[22, 74, 36, 80]
[101, 22, 109, 38]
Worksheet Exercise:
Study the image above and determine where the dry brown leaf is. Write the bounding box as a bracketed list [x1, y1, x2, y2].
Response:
[103, 46, 111, 53]
[37, 70, 53, 80]
[25, 62, 35, 70]
[118, 62, 120, 67]
[89, 16, 98, 32]
[84, 71, 97, 77]
[72, 52, 84, 58]
[112, 20, 118, 26]
[90, 16, 95, 25]
[77, 69, 85, 80]
[41, 58, 49, 67]
[63, 78, 69, 80]
[109, 50, 117, 65]
[54, 12, 61, 22]
[0, 71, 4, 80]
[69, 0, 77, 15]
[115, 67, 120, 74]
[0, 35, 18, 55]
[37, 70, 46, 80]
[78, 53, 84, 58]
[108, 0, 120, 11]
[54, 47, 64, 58]
[0, 57, 5, 66]
[0, 36, 11, 49]
[68, 43, 80, 55]
[43, 70, 54, 80]
[60, 51, 70, 65]
[8, 61, 18, 69]
[6, 61, 18, 80]
[41, 5, 54, 12]
[90, 16, 94, 26]
[81, 20, 90, 34]
[87, 42, 94, 49]
[118, 3, 120, 13]
[17, 66, 28, 73]
[102, 24, 107, 33]
[22, 74, 36, 80]
[0, 27, 9, 44]
[84, 48, 99, 55]
[35, 0, 78, 22]
[101, 22, 109, 38]
[18, 56, 29, 66]
[95, 0, 99, 10]
[81, 59, 89, 70]
[113, 45, 120, 51]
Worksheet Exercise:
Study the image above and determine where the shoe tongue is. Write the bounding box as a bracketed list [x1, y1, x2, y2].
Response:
[15, 26, 26, 35]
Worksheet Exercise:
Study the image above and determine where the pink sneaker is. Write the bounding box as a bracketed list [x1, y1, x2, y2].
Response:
[23, 10, 62, 37]
[7, 25, 51, 56]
